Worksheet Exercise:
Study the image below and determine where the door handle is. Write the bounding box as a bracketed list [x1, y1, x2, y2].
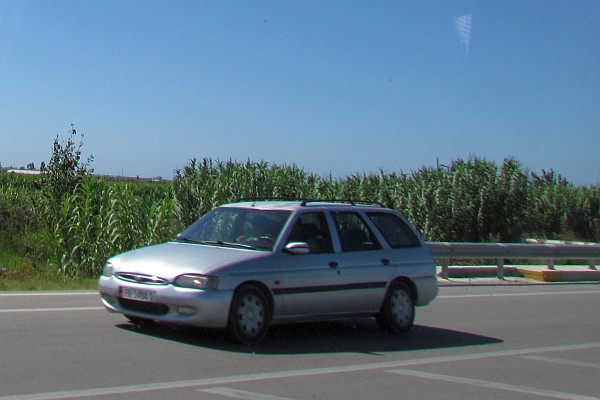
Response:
[329, 261, 339, 269]
[381, 258, 390, 266]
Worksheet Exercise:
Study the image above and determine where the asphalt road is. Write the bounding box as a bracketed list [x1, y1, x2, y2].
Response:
[1, 283, 599, 400]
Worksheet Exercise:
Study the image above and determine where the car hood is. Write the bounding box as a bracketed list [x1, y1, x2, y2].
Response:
[108, 241, 270, 280]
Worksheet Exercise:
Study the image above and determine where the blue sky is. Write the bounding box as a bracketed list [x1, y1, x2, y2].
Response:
[1, 1, 598, 185]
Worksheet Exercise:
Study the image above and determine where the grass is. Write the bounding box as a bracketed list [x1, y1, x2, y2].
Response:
[0, 247, 99, 291]
[0, 278, 98, 291]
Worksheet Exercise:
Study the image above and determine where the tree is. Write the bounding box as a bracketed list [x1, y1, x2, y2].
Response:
[41, 124, 94, 202]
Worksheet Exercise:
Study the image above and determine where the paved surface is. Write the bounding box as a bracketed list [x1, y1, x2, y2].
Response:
[1, 283, 599, 399]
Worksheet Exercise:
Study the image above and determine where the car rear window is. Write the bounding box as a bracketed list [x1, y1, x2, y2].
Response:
[367, 212, 421, 248]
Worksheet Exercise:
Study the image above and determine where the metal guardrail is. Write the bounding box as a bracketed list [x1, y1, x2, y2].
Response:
[426, 242, 600, 279]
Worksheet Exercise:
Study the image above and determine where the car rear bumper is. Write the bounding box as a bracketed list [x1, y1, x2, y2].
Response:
[413, 275, 438, 306]
[98, 276, 233, 328]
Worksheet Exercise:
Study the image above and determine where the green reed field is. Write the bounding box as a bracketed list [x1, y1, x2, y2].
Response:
[1, 155, 599, 289]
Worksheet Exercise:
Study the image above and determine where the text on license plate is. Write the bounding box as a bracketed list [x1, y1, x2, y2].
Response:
[120, 287, 155, 302]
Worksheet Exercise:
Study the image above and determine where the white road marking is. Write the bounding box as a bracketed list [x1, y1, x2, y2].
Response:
[0, 307, 103, 313]
[199, 387, 297, 400]
[523, 355, 600, 370]
[388, 369, 599, 400]
[0, 341, 598, 400]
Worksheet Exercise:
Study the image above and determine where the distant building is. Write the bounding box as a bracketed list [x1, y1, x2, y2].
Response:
[1, 167, 168, 181]
[6, 169, 42, 175]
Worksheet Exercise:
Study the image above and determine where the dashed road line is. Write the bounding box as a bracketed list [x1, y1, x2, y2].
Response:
[388, 368, 599, 400]
[523, 355, 600, 370]
[199, 387, 297, 400]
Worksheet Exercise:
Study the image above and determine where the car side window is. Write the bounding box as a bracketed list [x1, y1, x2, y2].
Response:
[331, 211, 382, 252]
[367, 212, 421, 248]
[286, 212, 333, 254]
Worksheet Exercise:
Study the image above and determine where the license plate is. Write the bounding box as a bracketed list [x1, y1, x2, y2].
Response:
[120, 287, 155, 302]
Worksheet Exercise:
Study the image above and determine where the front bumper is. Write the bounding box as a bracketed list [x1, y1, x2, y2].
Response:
[98, 275, 233, 328]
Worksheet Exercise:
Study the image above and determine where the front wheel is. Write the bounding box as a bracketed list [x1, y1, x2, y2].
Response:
[227, 285, 271, 344]
[376, 282, 415, 333]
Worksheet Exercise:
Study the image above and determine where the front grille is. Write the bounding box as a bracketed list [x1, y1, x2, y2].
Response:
[118, 298, 169, 315]
[115, 273, 169, 285]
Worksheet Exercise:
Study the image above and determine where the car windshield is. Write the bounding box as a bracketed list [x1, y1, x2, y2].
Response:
[176, 207, 292, 251]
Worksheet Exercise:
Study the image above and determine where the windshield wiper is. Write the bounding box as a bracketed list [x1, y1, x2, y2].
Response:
[199, 240, 258, 250]
[175, 236, 201, 244]
[175, 237, 260, 250]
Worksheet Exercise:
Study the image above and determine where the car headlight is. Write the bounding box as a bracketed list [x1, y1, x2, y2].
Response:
[174, 274, 218, 290]
[102, 262, 114, 277]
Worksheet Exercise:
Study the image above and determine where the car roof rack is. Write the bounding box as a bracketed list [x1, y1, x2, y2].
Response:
[300, 199, 385, 207]
[236, 197, 300, 203]
[235, 197, 385, 208]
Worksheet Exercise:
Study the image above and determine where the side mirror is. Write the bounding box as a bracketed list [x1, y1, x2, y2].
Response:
[284, 242, 310, 255]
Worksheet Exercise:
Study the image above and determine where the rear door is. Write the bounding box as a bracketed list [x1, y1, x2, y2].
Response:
[328, 211, 391, 313]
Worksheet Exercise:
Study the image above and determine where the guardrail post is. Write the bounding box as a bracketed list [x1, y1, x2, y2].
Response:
[440, 258, 449, 279]
[589, 259, 597, 270]
[547, 258, 555, 270]
[496, 258, 505, 280]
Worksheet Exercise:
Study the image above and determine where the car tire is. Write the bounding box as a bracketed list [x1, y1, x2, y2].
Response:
[227, 285, 271, 344]
[377, 281, 414, 333]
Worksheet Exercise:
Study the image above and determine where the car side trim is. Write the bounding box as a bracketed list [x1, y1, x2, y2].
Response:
[272, 281, 386, 295]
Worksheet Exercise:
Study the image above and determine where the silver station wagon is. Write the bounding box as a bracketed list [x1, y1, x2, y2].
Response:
[98, 199, 438, 343]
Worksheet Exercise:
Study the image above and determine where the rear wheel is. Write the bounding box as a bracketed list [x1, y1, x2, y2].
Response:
[227, 285, 271, 344]
[377, 281, 414, 333]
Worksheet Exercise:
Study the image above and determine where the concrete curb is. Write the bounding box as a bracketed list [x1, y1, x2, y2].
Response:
[437, 266, 522, 279]
[517, 267, 600, 282]
[436, 265, 600, 284]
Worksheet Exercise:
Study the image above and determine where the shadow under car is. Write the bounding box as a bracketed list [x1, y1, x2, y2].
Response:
[116, 318, 503, 355]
